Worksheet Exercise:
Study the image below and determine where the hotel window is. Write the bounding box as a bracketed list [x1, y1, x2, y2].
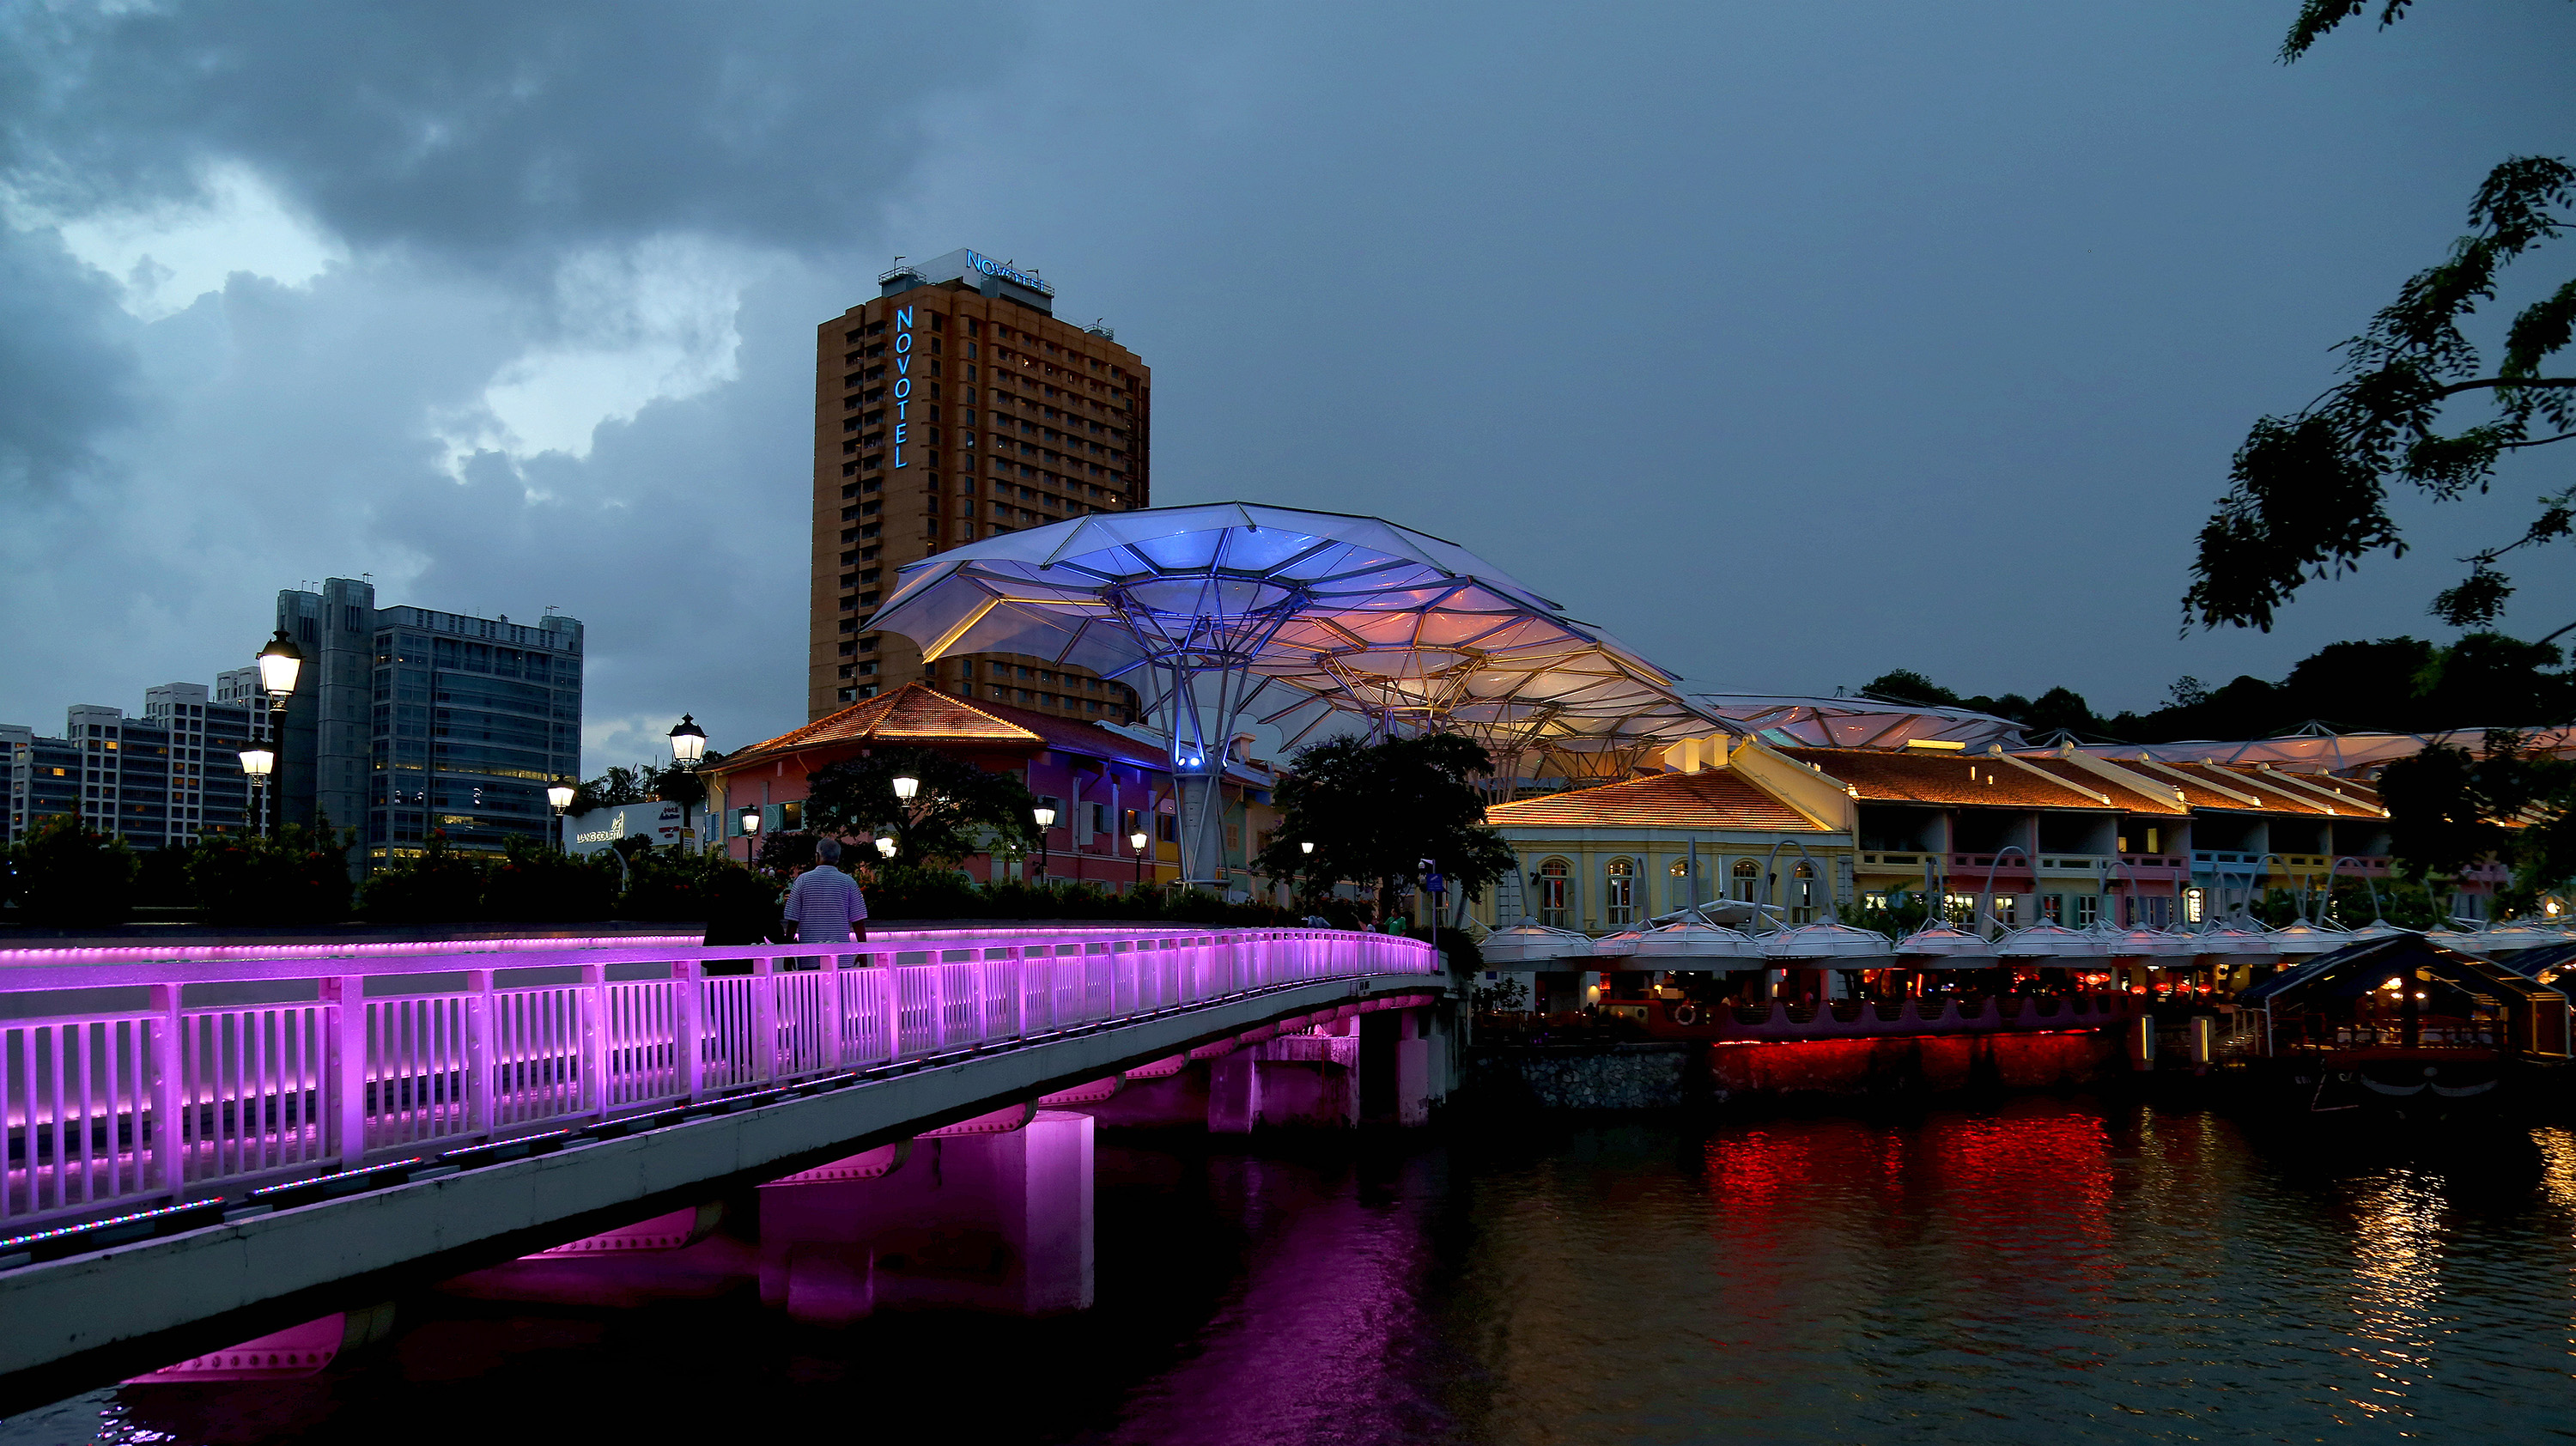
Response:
[1536, 859, 1571, 928]
[1731, 858, 1759, 902]
[1604, 858, 1636, 927]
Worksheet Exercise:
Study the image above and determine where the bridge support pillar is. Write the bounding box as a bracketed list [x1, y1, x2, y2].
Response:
[1207, 1048, 1261, 1133]
[759, 1110, 1096, 1319]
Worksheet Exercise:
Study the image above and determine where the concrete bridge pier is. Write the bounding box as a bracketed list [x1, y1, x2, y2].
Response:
[759, 1112, 1095, 1324]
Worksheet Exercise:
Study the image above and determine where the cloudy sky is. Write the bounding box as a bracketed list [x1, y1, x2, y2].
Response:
[3, 1, 2571, 769]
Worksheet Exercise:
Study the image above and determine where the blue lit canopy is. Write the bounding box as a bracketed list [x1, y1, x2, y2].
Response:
[865, 502, 1722, 878]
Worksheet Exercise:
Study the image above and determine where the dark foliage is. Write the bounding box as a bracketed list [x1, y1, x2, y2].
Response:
[1855, 631, 2576, 744]
[481, 835, 622, 922]
[1249, 734, 1516, 926]
[185, 824, 355, 925]
[802, 747, 1042, 867]
[4, 817, 137, 927]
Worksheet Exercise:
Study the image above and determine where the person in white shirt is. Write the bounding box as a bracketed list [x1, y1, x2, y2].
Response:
[782, 838, 869, 949]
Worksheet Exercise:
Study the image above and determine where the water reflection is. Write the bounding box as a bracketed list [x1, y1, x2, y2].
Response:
[20, 1101, 2576, 1445]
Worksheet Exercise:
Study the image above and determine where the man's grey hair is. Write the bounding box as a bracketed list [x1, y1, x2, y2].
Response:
[815, 838, 841, 864]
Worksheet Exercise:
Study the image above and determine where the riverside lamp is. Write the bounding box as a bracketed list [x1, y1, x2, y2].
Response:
[891, 775, 919, 801]
[1033, 805, 1055, 880]
[1131, 828, 1150, 887]
[547, 777, 577, 852]
[876, 835, 897, 860]
[738, 805, 761, 863]
[238, 744, 275, 837]
[666, 714, 708, 849]
[253, 629, 303, 836]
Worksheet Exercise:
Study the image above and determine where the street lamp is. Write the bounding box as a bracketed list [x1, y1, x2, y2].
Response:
[739, 805, 761, 863]
[667, 715, 707, 768]
[254, 629, 302, 837]
[547, 776, 576, 854]
[238, 744, 275, 838]
[892, 775, 920, 801]
[1033, 805, 1055, 881]
[876, 835, 897, 861]
[667, 714, 708, 849]
[1301, 840, 1315, 855]
[1131, 828, 1150, 888]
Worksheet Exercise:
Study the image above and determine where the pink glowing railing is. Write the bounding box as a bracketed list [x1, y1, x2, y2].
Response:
[0, 927, 1436, 1233]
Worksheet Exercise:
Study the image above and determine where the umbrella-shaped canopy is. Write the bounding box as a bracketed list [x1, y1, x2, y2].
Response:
[2265, 920, 2356, 957]
[1997, 923, 2110, 962]
[1894, 921, 2000, 965]
[1627, 918, 1763, 963]
[2190, 921, 2281, 957]
[1763, 922, 1897, 961]
[2087, 922, 2199, 958]
[862, 504, 1720, 877]
[1479, 921, 1600, 966]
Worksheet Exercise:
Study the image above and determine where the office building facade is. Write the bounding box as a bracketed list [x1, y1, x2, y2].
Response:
[4, 686, 264, 848]
[272, 580, 585, 864]
[810, 246, 1151, 723]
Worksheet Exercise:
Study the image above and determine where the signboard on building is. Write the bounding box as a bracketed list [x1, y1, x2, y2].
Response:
[566, 801, 686, 856]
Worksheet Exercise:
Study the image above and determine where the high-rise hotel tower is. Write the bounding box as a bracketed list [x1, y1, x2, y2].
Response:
[809, 248, 1151, 722]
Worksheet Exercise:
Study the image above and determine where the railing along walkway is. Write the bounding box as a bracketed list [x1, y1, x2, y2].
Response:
[0, 927, 1436, 1235]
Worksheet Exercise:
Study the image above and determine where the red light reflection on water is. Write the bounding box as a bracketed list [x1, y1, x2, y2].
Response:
[1698, 1104, 2117, 1364]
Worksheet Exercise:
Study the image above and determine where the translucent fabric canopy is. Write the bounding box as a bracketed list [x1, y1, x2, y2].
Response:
[865, 503, 1720, 877]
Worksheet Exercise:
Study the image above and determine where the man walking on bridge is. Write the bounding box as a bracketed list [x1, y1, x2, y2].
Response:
[784, 838, 870, 949]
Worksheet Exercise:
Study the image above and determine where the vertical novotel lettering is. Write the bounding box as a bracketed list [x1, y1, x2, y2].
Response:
[890, 305, 913, 469]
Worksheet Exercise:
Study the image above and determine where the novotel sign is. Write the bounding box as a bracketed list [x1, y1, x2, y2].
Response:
[963, 249, 1054, 297]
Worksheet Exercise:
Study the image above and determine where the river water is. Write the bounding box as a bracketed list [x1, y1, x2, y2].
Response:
[17, 1097, 2576, 1444]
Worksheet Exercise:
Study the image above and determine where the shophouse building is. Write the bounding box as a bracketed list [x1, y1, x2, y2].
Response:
[1475, 735, 2494, 935]
[809, 248, 1150, 723]
[270, 579, 585, 866]
[702, 683, 1279, 894]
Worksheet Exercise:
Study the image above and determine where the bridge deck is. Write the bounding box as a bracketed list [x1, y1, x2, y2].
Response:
[0, 927, 1440, 1409]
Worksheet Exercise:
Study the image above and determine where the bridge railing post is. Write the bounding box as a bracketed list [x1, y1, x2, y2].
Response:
[819, 952, 845, 1073]
[752, 953, 778, 1085]
[149, 983, 185, 1195]
[463, 969, 492, 1139]
[323, 976, 368, 1167]
[578, 963, 607, 1120]
[675, 957, 705, 1102]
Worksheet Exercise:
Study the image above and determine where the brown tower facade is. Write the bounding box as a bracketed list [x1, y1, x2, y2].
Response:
[809, 249, 1151, 723]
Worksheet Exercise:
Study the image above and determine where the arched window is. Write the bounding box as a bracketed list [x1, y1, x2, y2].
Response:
[1605, 858, 1637, 927]
[1536, 858, 1571, 927]
[1731, 858, 1759, 903]
[1792, 860, 1817, 923]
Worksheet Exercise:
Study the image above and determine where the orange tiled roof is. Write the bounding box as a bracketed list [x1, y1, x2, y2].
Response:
[1778, 747, 2126, 811]
[1486, 769, 1822, 831]
[2009, 756, 2190, 816]
[714, 683, 1168, 774]
[2154, 760, 2378, 817]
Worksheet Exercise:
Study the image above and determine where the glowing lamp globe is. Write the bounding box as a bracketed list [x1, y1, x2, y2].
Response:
[547, 780, 576, 811]
[1300, 840, 1315, 855]
[238, 746, 275, 779]
[1130, 830, 1149, 852]
[668, 714, 707, 767]
[892, 775, 920, 802]
[256, 630, 304, 700]
[876, 836, 897, 859]
[740, 809, 762, 835]
[1034, 806, 1057, 828]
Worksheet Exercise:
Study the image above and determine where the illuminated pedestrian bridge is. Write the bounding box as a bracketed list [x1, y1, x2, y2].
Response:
[0, 926, 1443, 1408]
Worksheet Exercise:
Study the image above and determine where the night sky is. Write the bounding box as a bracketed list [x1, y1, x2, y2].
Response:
[3, 2, 2570, 767]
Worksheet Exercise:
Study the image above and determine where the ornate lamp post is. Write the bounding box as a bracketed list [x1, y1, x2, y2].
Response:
[237, 744, 275, 838]
[1032, 805, 1055, 881]
[668, 714, 708, 852]
[738, 805, 761, 864]
[1131, 828, 1150, 888]
[547, 777, 576, 853]
[254, 629, 302, 837]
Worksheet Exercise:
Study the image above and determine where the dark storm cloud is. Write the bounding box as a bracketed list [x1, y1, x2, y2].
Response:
[3, 1, 1012, 260]
[2, 0, 2572, 763]
[0, 222, 131, 493]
